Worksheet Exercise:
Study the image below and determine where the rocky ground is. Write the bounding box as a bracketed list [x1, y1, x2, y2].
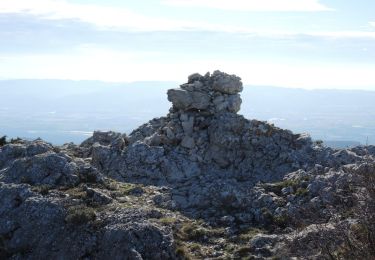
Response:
[1, 71, 374, 259]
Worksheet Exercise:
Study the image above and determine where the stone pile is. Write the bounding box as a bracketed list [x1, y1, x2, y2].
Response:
[124, 71, 320, 175]
[167, 71, 243, 114]
[80, 71, 344, 223]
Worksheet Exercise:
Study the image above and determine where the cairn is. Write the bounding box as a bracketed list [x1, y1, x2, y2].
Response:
[167, 70, 243, 115]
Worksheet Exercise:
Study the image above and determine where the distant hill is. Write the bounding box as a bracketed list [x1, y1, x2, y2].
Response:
[241, 86, 375, 146]
[1, 79, 374, 145]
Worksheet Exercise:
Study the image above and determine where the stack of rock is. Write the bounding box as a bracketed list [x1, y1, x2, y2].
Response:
[76, 72, 338, 216]
[78, 71, 340, 222]
[107, 71, 320, 176]
[159, 70, 244, 151]
[167, 70, 243, 114]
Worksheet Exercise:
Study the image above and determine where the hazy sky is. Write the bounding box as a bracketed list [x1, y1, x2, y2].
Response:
[0, 0, 374, 89]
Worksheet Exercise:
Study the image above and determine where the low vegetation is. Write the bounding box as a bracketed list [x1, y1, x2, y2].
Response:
[328, 165, 375, 259]
[32, 185, 52, 195]
[238, 228, 264, 242]
[0, 136, 6, 147]
[65, 205, 96, 225]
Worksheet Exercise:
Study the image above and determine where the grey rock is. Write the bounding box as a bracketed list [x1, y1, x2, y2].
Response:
[167, 89, 211, 111]
[0, 140, 104, 187]
[81, 130, 125, 148]
[98, 222, 175, 260]
[86, 187, 113, 205]
[190, 91, 211, 110]
[250, 234, 280, 250]
[167, 88, 193, 110]
[0, 152, 79, 186]
[181, 116, 194, 135]
[211, 70, 243, 94]
[226, 94, 242, 113]
[168, 70, 244, 114]
[180, 136, 195, 149]
[165, 127, 175, 140]
[0, 182, 176, 259]
[187, 72, 205, 83]
[281, 186, 294, 195]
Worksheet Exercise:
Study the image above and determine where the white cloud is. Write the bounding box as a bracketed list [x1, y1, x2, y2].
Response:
[0, 0, 336, 33]
[239, 30, 375, 39]
[0, 0, 274, 32]
[2, 0, 373, 39]
[1, 49, 375, 90]
[307, 31, 375, 38]
[0, 48, 167, 82]
[0, 0, 206, 31]
[370, 22, 375, 28]
[162, 0, 333, 12]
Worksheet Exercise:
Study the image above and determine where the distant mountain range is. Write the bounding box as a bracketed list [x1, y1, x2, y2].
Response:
[1, 79, 374, 146]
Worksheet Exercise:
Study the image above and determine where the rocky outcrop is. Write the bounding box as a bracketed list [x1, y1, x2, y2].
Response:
[84, 71, 338, 223]
[0, 139, 103, 187]
[1, 71, 374, 259]
[0, 181, 176, 259]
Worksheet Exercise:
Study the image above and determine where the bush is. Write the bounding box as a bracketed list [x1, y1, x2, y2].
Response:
[322, 163, 375, 259]
[235, 246, 252, 258]
[10, 137, 22, 144]
[0, 136, 6, 147]
[295, 187, 308, 197]
[353, 165, 375, 257]
[175, 244, 191, 260]
[273, 215, 289, 228]
[0, 235, 9, 259]
[238, 228, 263, 241]
[180, 223, 207, 241]
[32, 185, 52, 195]
[65, 205, 96, 225]
[159, 217, 177, 224]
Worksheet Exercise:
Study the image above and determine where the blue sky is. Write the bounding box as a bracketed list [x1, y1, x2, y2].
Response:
[0, 0, 374, 89]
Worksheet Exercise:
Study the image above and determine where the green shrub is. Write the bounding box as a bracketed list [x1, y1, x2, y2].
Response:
[159, 217, 177, 224]
[238, 228, 263, 241]
[261, 207, 274, 225]
[65, 205, 96, 225]
[235, 246, 252, 258]
[189, 243, 201, 252]
[0, 235, 9, 259]
[0, 136, 7, 147]
[295, 188, 308, 197]
[175, 243, 192, 260]
[32, 185, 52, 195]
[180, 223, 207, 241]
[10, 137, 22, 144]
[20, 175, 32, 185]
[276, 179, 299, 189]
[123, 183, 134, 192]
[273, 215, 289, 228]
